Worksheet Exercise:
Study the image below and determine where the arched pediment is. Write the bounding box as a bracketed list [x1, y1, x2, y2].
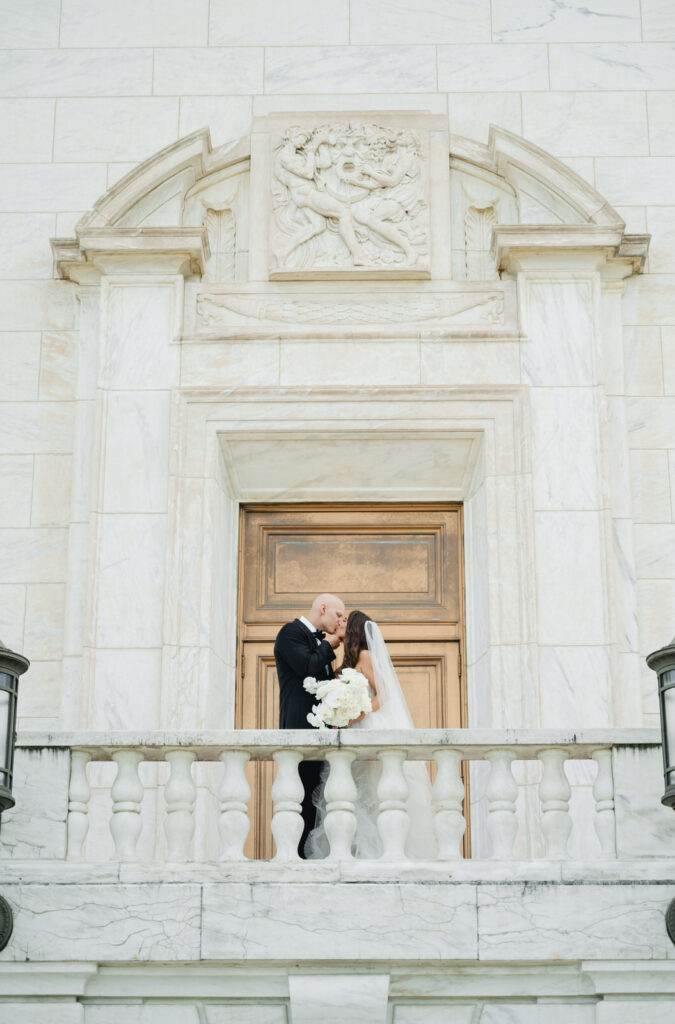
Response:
[53, 115, 647, 283]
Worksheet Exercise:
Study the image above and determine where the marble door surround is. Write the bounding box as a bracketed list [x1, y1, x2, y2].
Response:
[50, 112, 649, 741]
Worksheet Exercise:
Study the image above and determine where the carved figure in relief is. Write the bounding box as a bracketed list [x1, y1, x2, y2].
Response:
[272, 123, 428, 272]
[274, 126, 368, 266]
[343, 131, 424, 265]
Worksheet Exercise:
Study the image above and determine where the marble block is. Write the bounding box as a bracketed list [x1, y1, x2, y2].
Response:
[530, 387, 601, 511]
[521, 279, 595, 387]
[393, 1007, 475, 1024]
[0, 884, 201, 962]
[596, 999, 675, 1024]
[0, 455, 33, 527]
[0, 214, 56, 279]
[210, 0, 349, 46]
[153, 47, 263, 96]
[613, 745, 675, 858]
[549, 43, 675, 91]
[289, 974, 389, 1024]
[477, 883, 673, 960]
[85, 1008, 202, 1024]
[205, 1011, 288, 1024]
[0, 332, 40, 401]
[493, 0, 641, 43]
[0, 0, 61, 47]
[54, 98, 179, 164]
[202, 883, 478, 961]
[479, 1006, 538, 1024]
[264, 46, 436, 94]
[352, 0, 490, 44]
[3, 1006, 83, 1024]
[0, 748, 68, 859]
[102, 390, 170, 514]
[60, 0, 209, 47]
[101, 282, 179, 391]
[438, 44, 548, 91]
[523, 91, 647, 158]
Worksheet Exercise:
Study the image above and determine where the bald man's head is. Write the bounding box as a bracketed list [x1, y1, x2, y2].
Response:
[308, 593, 346, 634]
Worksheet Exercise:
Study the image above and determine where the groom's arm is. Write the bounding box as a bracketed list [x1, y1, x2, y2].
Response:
[274, 624, 336, 680]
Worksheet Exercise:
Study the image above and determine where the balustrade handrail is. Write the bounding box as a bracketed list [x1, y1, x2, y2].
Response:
[12, 728, 658, 865]
[16, 727, 661, 761]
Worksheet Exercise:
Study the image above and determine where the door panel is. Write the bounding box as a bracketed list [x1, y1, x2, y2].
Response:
[236, 504, 467, 858]
[241, 505, 462, 632]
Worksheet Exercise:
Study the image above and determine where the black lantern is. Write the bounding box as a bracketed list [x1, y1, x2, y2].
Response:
[0, 641, 29, 814]
[647, 636, 675, 810]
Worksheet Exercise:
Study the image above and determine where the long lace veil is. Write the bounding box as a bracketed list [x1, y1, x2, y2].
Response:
[364, 618, 438, 859]
[365, 620, 414, 728]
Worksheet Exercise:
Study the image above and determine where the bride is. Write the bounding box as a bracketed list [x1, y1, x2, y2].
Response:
[305, 610, 438, 859]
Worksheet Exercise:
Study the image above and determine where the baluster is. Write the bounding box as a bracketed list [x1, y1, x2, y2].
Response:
[377, 750, 409, 861]
[486, 749, 518, 860]
[592, 748, 616, 858]
[271, 749, 304, 861]
[433, 748, 466, 860]
[324, 749, 357, 860]
[538, 748, 572, 859]
[67, 750, 91, 861]
[164, 750, 197, 862]
[219, 750, 251, 860]
[110, 750, 144, 860]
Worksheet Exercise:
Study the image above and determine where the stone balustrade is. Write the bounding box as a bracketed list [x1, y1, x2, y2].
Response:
[8, 728, 662, 868]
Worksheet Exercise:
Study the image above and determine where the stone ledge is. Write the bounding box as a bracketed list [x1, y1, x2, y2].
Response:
[0, 878, 672, 964]
[1, 858, 674, 886]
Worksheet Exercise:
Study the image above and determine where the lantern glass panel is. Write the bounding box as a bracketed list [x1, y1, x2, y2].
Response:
[663, 670, 675, 781]
[0, 685, 9, 772]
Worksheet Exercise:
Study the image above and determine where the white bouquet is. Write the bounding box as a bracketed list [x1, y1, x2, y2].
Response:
[304, 668, 373, 729]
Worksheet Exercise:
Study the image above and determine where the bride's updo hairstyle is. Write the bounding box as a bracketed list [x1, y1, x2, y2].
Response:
[341, 610, 372, 670]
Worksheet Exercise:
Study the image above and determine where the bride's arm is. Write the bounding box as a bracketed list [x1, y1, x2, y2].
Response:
[354, 651, 381, 716]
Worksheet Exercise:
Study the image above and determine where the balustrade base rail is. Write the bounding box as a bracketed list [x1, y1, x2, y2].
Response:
[12, 728, 663, 866]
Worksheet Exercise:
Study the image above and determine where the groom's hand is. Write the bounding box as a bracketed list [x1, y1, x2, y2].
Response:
[326, 632, 342, 649]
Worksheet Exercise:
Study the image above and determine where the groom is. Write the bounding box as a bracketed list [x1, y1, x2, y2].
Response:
[274, 593, 345, 858]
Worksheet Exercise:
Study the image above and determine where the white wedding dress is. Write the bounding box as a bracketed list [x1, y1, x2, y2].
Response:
[305, 620, 438, 859]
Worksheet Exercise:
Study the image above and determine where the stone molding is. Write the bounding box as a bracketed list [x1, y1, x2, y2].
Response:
[492, 224, 649, 275]
[49, 119, 649, 283]
[53, 226, 210, 281]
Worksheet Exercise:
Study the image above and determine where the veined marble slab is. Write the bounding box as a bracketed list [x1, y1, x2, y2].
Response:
[201, 882, 478, 960]
[0, 884, 201, 962]
[477, 882, 674, 960]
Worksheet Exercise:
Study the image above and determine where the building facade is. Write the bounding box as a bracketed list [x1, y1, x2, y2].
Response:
[1, 2, 675, 1021]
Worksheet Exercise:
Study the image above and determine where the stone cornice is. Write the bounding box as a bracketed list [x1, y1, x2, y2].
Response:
[52, 226, 210, 281]
[491, 224, 649, 275]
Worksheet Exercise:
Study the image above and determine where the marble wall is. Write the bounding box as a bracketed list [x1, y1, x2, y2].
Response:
[1, 1, 673, 738]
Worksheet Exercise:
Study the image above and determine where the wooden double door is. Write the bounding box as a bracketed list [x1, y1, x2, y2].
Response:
[236, 503, 466, 858]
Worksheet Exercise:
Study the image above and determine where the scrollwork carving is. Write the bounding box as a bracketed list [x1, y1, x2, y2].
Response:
[271, 122, 428, 274]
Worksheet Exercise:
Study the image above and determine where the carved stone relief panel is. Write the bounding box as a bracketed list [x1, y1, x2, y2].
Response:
[268, 120, 433, 280]
[190, 282, 516, 340]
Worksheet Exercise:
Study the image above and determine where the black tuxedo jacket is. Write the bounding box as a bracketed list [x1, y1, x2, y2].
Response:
[274, 619, 336, 729]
